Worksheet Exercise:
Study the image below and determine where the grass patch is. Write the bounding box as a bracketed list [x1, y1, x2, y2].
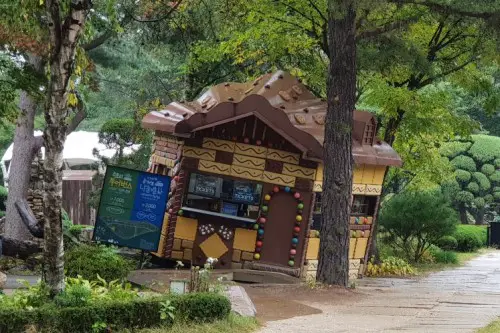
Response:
[126, 313, 259, 333]
[476, 318, 500, 333]
[414, 249, 488, 275]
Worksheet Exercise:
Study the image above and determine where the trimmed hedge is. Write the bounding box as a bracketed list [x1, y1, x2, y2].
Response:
[0, 293, 231, 333]
[453, 225, 487, 252]
[435, 235, 458, 251]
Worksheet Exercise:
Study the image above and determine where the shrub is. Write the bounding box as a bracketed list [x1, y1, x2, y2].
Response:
[453, 225, 485, 252]
[467, 182, 480, 193]
[379, 190, 458, 262]
[435, 236, 458, 250]
[481, 164, 495, 175]
[0, 185, 7, 211]
[490, 170, 500, 182]
[432, 250, 458, 264]
[439, 141, 472, 158]
[472, 172, 491, 191]
[0, 293, 230, 332]
[455, 169, 472, 183]
[473, 197, 486, 208]
[65, 244, 134, 282]
[366, 257, 415, 277]
[451, 155, 476, 172]
[495, 158, 500, 168]
[456, 190, 474, 203]
[54, 284, 92, 307]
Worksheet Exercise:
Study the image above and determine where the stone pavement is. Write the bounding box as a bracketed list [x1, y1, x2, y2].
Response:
[258, 250, 500, 333]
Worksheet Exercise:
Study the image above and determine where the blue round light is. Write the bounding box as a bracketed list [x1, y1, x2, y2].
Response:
[258, 229, 265, 235]
[284, 186, 291, 192]
[292, 237, 298, 244]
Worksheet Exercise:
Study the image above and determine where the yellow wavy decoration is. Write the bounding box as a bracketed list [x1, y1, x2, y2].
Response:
[230, 165, 263, 181]
[198, 160, 231, 176]
[234, 143, 268, 158]
[262, 171, 295, 187]
[232, 154, 266, 170]
[266, 148, 300, 164]
[202, 138, 235, 153]
[282, 163, 316, 180]
[182, 146, 216, 161]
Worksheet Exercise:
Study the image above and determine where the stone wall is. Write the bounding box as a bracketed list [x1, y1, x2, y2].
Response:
[27, 154, 44, 224]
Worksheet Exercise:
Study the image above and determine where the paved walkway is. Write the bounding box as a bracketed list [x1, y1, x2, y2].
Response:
[258, 251, 500, 333]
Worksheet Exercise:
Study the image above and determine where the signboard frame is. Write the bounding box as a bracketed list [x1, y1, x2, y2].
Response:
[93, 165, 171, 252]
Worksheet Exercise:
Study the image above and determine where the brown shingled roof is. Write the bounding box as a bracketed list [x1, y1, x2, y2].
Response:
[142, 71, 402, 167]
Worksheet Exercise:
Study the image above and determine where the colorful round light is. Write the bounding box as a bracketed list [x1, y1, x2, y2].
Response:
[256, 140, 262, 145]
[290, 249, 296, 255]
[254, 253, 261, 260]
[288, 260, 295, 267]
[296, 215, 302, 222]
[262, 206, 268, 212]
[294, 192, 301, 199]
[297, 203, 304, 209]
[273, 186, 280, 193]
[264, 194, 271, 201]
[256, 241, 263, 247]
[292, 237, 298, 244]
[177, 209, 183, 216]
[253, 224, 260, 230]
[244, 137, 250, 143]
[284, 186, 291, 192]
[293, 226, 300, 233]
[258, 229, 265, 236]
[259, 217, 267, 223]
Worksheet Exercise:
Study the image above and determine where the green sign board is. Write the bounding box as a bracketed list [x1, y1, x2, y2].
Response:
[93, 165, 171, 251]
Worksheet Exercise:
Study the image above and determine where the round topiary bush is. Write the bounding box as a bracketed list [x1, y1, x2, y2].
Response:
[466, 182, 479, 194]
[454, 228, 483, 252]
[481, 164, 495, 175]
[65, 245, 134, 281]
[435, 235, 458, 251]
[451, 155, 476, 172]
[432, 250, 458, 264]
[455, 170, 472, 183]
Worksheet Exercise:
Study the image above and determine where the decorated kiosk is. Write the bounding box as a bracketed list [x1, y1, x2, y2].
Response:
[142, 71, 402, 279]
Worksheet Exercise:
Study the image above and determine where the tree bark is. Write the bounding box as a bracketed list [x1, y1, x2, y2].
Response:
[0, 236, 42, 259]
[317, 0, 356, 287]
[15, 199, 44, 238]
[4, 55, 44, 243]
[43, 0, 91, 296]
[474, 207, 485, 225]
[459, 203, 468, 224]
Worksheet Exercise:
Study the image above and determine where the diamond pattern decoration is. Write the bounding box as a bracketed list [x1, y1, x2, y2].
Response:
[199, 233, 228, 259]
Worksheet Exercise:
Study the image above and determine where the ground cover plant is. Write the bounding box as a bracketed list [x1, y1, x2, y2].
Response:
[0, 276, 231, 333]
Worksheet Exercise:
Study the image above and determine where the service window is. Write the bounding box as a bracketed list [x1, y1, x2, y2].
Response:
[184, 173, 263, 219]
[351, 195, 377, 216]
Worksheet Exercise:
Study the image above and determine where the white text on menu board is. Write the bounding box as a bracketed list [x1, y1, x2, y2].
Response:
[139, 177, 164, 202]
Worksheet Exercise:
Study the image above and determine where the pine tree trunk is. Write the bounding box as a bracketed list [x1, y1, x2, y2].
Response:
[44, 0, 91, 295]
[474, 207, 485, 225]
[459, 203, 468, 224]
[4, 55, 43, 242]
[317, 0, 356, 287]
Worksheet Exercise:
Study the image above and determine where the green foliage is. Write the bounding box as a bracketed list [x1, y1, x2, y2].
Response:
[468, 135, 500, 163]
[455, 170, 472, 183]
[495, 159, 500, 168]
[495, 192, 500, 200]
[0, 277, 230, 332]
[481, 164, 496, 175]
[379, 190, 458, 262]
[474, 197, 486, 208]
[65, 245, 134, 282]
[0, 185, 7, 211]
[467, 182, 480, 194]
[491, 171, 500, 182]
[432, 250, 458, 264]
[453, 225, 487, 252]
[435, 236, 458, 251]
[366, 257, 415, 277]
[175, 293, 231, 323]
[451, 155, 477, 172]
[439, 141, 472, 158]
[473, 172, 492, 191]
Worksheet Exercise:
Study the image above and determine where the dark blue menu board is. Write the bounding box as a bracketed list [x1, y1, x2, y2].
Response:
[93, 165, 171, 251]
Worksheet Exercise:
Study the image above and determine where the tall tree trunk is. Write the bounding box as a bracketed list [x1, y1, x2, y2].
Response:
[4, 55, 43, 242]
[44, 0, 91, 295]
[317, 0, 356, 287]
[474, 207, 485, 225]
[458, 203, 468, 224]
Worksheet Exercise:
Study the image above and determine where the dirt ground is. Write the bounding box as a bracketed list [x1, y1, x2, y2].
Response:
[244, 284, 363, 323]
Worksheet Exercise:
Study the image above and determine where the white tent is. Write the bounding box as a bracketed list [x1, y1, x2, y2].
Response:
[1, 131, 140, 187]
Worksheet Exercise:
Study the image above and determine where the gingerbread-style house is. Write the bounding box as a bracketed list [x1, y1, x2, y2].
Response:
[141, 71, 402, 279]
